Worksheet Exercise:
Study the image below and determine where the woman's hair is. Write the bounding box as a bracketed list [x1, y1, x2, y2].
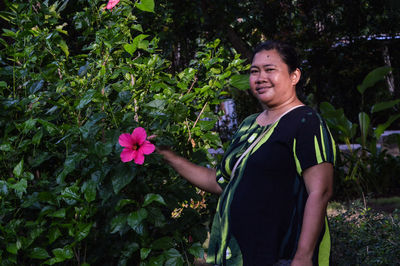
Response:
[252, 40, 300, 73]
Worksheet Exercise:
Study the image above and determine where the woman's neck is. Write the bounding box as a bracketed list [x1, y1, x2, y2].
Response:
[257, 98, 304, 126]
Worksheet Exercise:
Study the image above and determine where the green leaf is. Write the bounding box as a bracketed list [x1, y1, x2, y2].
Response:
[58, 39, 69, 57]
[49, 208, 66, 218]
[374, 114, 400, 140]
[82, 180, 96, 202]
[29, 80, 44, 94]
[78, 62, 89, 76]
[32, 129, 43, 145]
[188, 242, 204, 258]
[29, 247, 50, 259]
[371, 99, 400, 113]
[151, 237, 173, 250]
[10, 179, 27, 198]
[59, 186, 81, 204]
[197, 119, 217, 131]
[37, 119, 58, 135]
[131, 24, 143, 32]
[52, 246, 73, 261]
[94, 141, 113, 157]
[2, 28, 17, 38]
[119, 242, 140, 265]
[30, 151, 51, 167]
[79, 113, 106, 140]
[0, 143, 12, 151]
[13, 159, 24, 178]
[230, 74, 250, 90]
[115, 199, 135, 211]
[76, 89, 96, 110]
[358, 112, 370, 148]
[23, 118, 37, 134]
[112, 163, 137, 194]
[48, 227, 62, 244]
[357, 66, 392, 95]
[148, 255, 165, 265]
[123, 34, 149, 56]
[110, 214, 127, 234]
[136, 0, 155, 12]
[56, 153, 87, 184]
[140, 248, 152, 260]
[127, 208, 148, 234]
[143, 193, 166, 207]
[123, 43, 137, 56]
[146, 99, 166, 109]
[6, 243, 18, 255]
[0, 81, 8, 88]
[320, 102, 357, 141]
[164, 248, 184, 266]
[76, 223, 92, 241]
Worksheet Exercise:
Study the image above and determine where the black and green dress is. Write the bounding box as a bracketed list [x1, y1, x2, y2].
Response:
[206, 106, 336, 266]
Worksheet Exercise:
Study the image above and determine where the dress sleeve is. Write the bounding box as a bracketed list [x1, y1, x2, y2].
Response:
[293, 111, 336, 175]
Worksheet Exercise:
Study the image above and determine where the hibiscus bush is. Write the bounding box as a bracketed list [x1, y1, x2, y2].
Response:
[0, 0, 248, 265]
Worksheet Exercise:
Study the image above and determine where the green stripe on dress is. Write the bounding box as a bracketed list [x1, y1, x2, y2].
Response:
[318, 217, 331, 266]
[314, 135, 323, 164]
[251, 122, 278, 154]
[293, 138, 302, 175]
[320, 125, 327, 161]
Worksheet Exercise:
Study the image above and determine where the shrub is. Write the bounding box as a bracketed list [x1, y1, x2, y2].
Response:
[0, 0, 248, 264]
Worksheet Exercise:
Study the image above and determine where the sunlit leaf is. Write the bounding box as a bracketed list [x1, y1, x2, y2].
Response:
[164, 248, 184, 266]
[28, 247, 50, 259]
[188, 242, 204, 258]
[29, 80, 44, 94]
[141, 248, 152, 260]
[374, 114, 400, 140]
[76, 223, 92, 241]
[371, 99, 400, 113]
[76, 89, 96, 110]
[230, 74, 249, 90]
[58, 39, 69, 57]
[136, 0, 155, 12]
[143, 193, 166, 207]
[13, 159, 24, 178]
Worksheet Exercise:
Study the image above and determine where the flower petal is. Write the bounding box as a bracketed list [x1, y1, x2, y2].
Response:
[132, 127, 147, 145]
[120, 148, 135, 162]
[140, 141, 155, 155]
[119, 133, 133, 148]
[133, 150, 145, 165]
[106, 0, 120, 9]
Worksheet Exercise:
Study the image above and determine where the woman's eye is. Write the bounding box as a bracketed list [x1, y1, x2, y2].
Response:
[265, 68, 274, 72]
[250, 69, 258, 74]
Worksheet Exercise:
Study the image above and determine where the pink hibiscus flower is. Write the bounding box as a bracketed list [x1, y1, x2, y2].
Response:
[106, 0, 120, 10]
[119, 127, 155, 165]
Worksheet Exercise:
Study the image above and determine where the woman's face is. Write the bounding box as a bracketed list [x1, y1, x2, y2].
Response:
[249, 49, 300, 108]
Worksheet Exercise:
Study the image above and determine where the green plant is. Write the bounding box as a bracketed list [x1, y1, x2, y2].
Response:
[0, 1, 248, 264]
[320, 66, 400, 198]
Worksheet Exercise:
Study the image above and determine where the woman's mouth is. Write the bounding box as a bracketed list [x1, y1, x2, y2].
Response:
[256, 86, 272, 93]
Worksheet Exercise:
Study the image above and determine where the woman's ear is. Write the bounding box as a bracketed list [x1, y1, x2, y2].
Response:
[291, 68, 301, 86]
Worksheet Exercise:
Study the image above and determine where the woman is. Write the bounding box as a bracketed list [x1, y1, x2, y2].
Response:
[158, 40, 335, 266]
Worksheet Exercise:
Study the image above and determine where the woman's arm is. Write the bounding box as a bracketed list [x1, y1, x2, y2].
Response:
[157, 148, 222, 195]
[291, 162, 334, 266]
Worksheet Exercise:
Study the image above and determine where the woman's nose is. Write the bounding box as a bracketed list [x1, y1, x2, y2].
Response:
[256, 71, 267, 83]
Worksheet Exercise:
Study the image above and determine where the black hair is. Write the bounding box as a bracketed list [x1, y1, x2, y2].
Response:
[252, 40, 300, 73]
